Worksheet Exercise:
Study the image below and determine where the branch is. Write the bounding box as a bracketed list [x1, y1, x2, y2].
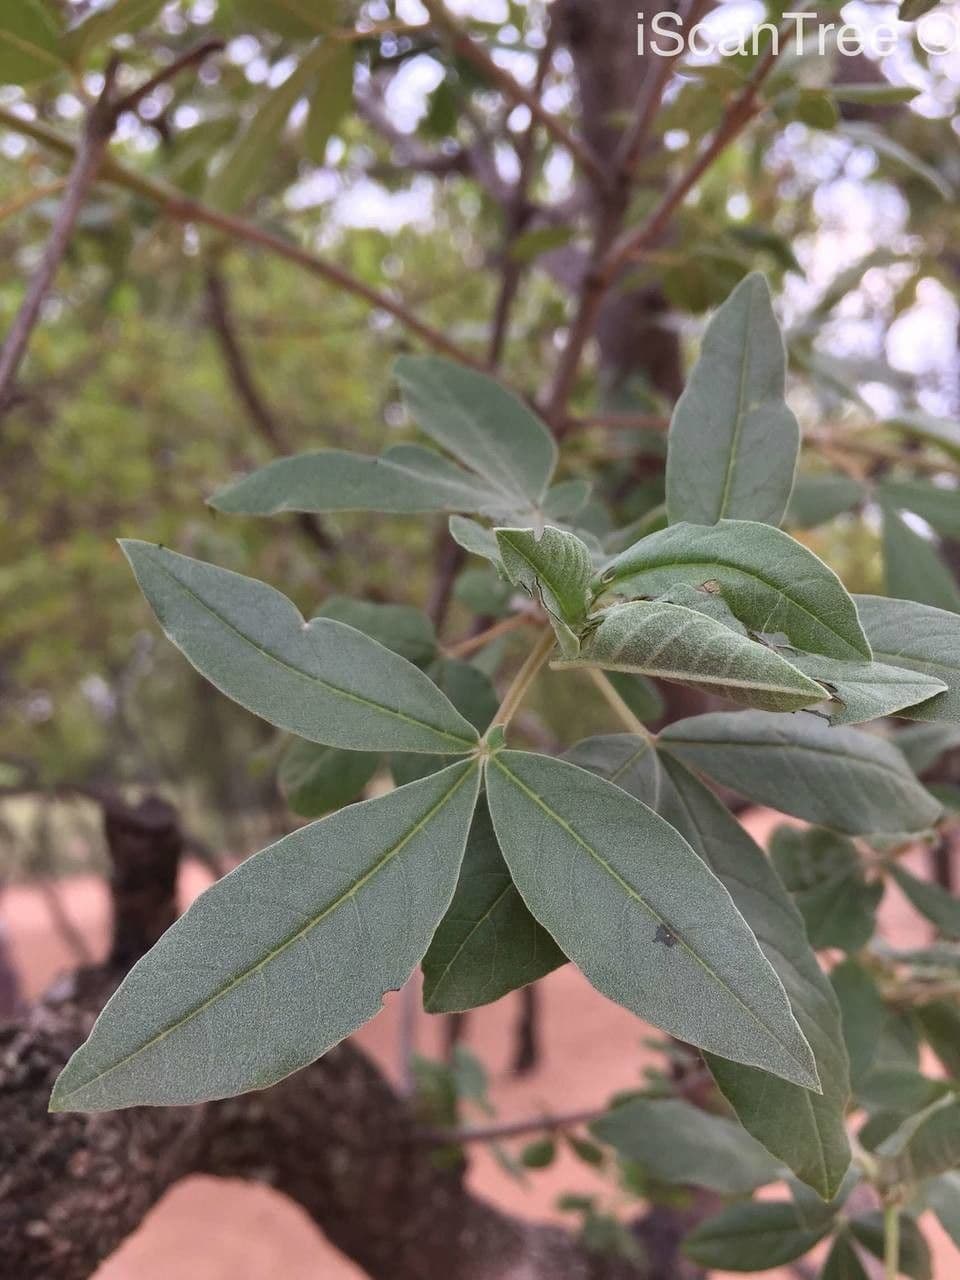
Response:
[425, 1106, 606, 1148]
[0, 65, 119, 413]
[421, 0, 608, 190]
[111, 38, 226, 121]
[0, 109, 485, 373]
[203, 266, 335, 554]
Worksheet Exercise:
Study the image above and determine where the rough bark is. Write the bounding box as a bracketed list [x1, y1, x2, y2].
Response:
[0, 796, 645, 1280]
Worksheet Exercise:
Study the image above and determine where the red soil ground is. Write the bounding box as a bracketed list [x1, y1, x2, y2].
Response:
[4, 810, 956, 1279]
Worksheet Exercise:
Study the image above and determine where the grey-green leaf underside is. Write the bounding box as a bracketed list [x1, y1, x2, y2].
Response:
[783, 651, 948, 726]
[485, 750, 819, 1090]
[666, 273, 800, 528]
[661, 711, 941, 835]
[596, 520, 871, 660]
[209, 445, 512, 519]
[121, 542, 479, 755]
[855, 595, 960, 723]
[421, 799, 566, 1013]
[557, 600, 826, 712]
[51, 760, 481, 1111]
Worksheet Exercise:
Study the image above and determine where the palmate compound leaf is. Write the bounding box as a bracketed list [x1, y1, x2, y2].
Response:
[496, 526, 593, 657]
[666, 272, 800, 528]
[595, 520, 871, 661]
[421, 798, 566, 1013]
[209, 444, 514, 520]
[855, 595, 960, 723]
[395, 356, 557, 510]
[564, 735, 851, 1198]
[660, 711, 942, 836]
[121, 542, 479, 755]
[51, 760, 482, 1111]
[554, 599, 827, 712]
[484, 750, 820, 1091]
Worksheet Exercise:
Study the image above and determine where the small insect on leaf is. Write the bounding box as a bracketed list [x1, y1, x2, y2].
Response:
[654, 924, 678, 949]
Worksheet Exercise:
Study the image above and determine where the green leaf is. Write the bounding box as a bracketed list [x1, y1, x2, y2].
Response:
[858, 1069, 949, 1117]
[850, 1212, 931, 1280]
[771, 826, 882, 951]
[889, 866, 960, 939]
[449, 516, 502, 567]
[557, 600, 826, 712]
[567, 737, 851, 1198]
[898, 721, 960, 773]
[821, 1232, 871, 1280]
[210, 446, 511, 518]
[508, 225, 577, 263]
[605, 671, 665, 724]
[421, 798, 565, 1013]
[207, 47, 332, 212]
[395, 357, 557, 509]
[881, 1099, 960, 1184]
[391, 658, 498, 786]
[886, 412, 960, 461]
[883, 507, 960, 614]
[596, 520, 871, 661]
[900, 0, 940, 20]
[880, 481, 960, 540]
[279, 740, 379, 816]
[313, 596, 437, 666]
[50, 760, 481, 1111]
[915, 1002, 960, 1077]
[496, 526, 592, 656]
[304, 41, 354, 161]
[62, 0, 163, 61]
[592, 1097, 780, 1194]
[121, 542, 479, 755]
[840, 123, 952, 200]
[927, 1172, 960, 1247]
[520, 1137, 556, 1168]
[0, 0, 64, 83]
[830, 959, 885, 1088]
[543, 477, 593, 522]
[684, 1202, 833, 1271]
[485, 750, 819, 1090]
[829, 83, 921, 106]
[666, 274, 800, 529]
[234, 0, 338, 38]
[856, 596, 960, 723]
[785, 475, 865, 529]
[783, 652, 948, 726]
[661, 711, 942, 835]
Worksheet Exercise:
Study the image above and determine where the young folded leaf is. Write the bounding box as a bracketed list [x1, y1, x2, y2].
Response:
[566, 735, 852, 1199]
[595, 520, 871, 660]
[496, 526, 593, 657]
[421, 799, 566, 1013]
[210, 445, 510, 518]
[395, 356, 557, 509]
[783, 651, 948, 725]
[661, 711, 942, 835]
[666, 273, 800, 529]
[855, 595, 960, 723]
[555, 600, 826, 712]
[484, 750, 820, 1091]
[121, 542, 479, 755]
[50, 759, 481, 1111]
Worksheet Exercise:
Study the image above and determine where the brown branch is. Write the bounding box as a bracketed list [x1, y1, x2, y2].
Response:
[111, 38, 226, 121]
[421, 0, 607, 190]
[0, 65, 119, 414]
[425, 1106, 607, 1148]
[203, 266, 335, 554]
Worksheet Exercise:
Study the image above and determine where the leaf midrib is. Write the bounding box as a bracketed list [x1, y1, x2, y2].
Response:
[490, 754, 816, 1087]
[716, 282, 757, 521]
[55, 762, 479, 1105]
[150, 552, 477, 751]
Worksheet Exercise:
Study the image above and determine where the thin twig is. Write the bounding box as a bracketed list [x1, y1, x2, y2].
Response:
[111, 38, 226, 121]
[488, 627, 556, 733]
[443, 613, 531, 660]
[424, 1106, 606, 1147]
[585, 668, 655, 741]
[0, 66, 119, 411]
[421, 0, 607, 190]
[203, 266, 335, 554]
[0, 179, 66, 226]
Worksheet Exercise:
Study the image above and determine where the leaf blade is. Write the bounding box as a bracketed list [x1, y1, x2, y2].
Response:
[485, 751, 819, 1090]
[855, 595, 960, 723]
[51, 760, 481, 1111]
[666, 273, 800, 528]
[121, 542, 479, 754]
